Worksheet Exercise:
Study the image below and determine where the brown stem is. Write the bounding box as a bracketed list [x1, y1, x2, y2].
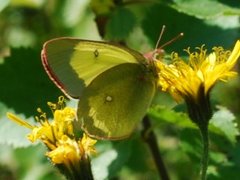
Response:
[142, 116, 170, 180]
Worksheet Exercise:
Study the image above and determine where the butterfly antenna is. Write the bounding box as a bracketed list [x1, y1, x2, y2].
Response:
[154, 25, 166, 51]
[146, 26, 183, 63]
[159, 32, 184, 49]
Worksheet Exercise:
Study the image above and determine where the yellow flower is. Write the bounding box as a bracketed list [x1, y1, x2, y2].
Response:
[7, 96, 97, 168]
[7, 105, 75, 149]
[81, 133, 97, 155]
[156, 41, 240, 180]
[46, 134, 96, 166]
[46, 135, 81, 165]
[157, 40, 240, 103]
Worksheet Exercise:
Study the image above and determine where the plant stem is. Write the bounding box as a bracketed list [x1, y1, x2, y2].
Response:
[199, 125, 209, 180]
[58, 156, 94, 180]
[142, 116, 170, 180]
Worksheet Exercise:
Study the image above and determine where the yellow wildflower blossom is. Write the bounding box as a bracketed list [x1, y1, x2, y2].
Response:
[46, 134, 96, 165]
[7, 96, 97, 178]
[156, 41, 240, 180]
[157, 40, 240, 103]
[81, 133, 97, 155]
[7, 105, 75, 147]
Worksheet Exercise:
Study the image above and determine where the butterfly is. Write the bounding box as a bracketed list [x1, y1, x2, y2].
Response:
[41, 37, 159, 140]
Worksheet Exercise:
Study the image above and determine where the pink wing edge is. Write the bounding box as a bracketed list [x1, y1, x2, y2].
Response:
[41, 38, 76, 99]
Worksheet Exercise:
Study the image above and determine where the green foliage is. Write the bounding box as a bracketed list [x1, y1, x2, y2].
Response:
[149, 105, 196, 129]
[0, 144, 64, 179]
[171, 0, 240, 19]
[0, 113, 32, 147]
[92, 140, 133, 179]
[141, 3, 239, 52]
[209, 107, 239, 144]
[106, 7, 137, 40]
[0, 0, 240, 179]
[0, 48, 61, 116]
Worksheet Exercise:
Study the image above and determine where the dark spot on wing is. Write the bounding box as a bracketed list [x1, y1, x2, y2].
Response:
[94, 49, 99, 58]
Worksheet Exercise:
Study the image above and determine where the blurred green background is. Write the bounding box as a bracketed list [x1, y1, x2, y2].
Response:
[0, 0, 240, 179]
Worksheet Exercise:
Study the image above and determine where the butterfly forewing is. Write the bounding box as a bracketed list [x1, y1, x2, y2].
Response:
[41, 38, 145, 98]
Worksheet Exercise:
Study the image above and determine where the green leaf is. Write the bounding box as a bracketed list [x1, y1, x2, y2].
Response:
[0, 48, 63, 147]
[208, 163, 240, 180]
[10, 0, 44, 8]
[227, 141, 240, 171]
[0, 144, 63, 179]
[179, 128, 202, 161]
[0, 0, 9, 12]
[148, 106, 197, 129]
[106, 7, 136, 41]
[201, 145, 240, 179]
[63, 0, 89, 27]
[209, 107, 239, 144]
[92, 140, 132, 179]
[124, 137, 158, 175]
[150, 105, 239, 144]
[142, 3, 239, 52]
[0, 48, 62, 117]
[209, 151, 227, 165]
[171, 0, 240, 19]
[0, 107, 34, 147]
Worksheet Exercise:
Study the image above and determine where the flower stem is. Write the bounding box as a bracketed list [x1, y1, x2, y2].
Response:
[79, 156, 94, 180]
[142, 116, 170, 180]
[199, 125, 209, 180]
[58, 156, 94, 180]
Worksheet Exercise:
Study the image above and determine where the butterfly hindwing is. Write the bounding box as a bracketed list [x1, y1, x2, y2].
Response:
[77, 63, 156, 139]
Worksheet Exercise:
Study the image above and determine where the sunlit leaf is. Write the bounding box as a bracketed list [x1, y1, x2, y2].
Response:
[0, 106, 34, 147]
[92, 140, 132, 179]
[11, 0, 45, 8]
[171, 0, 240, 19]
[63, 0, 89, 27]
[0, 0, 10, 12]
[209, 107, 239, 144]
[148, 106, 197, 129]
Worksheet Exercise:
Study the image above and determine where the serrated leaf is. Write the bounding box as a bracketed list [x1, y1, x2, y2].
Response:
[92, 140, 132, 180]
[0, 48, 61, 117]
[106, 7, 136, 40]
[209, 107, 239, 144]
[171, 0, 240, 19]
[148, 106, 197, 129]
[0, 106, 35, 147]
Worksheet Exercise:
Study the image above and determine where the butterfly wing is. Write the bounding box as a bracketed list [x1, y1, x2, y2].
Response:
[77, 63, 156, 140]
[41, 38, 146, 98]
